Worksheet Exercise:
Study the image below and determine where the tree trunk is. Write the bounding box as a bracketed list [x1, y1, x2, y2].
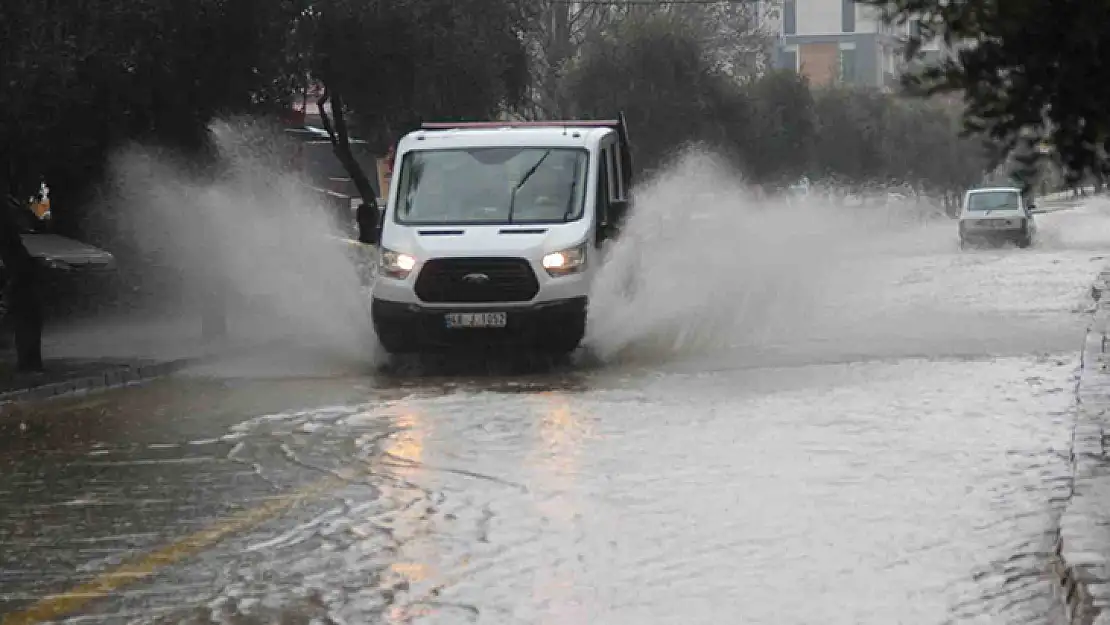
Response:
[0, 189, 44, 371]
[317, 85, 380, 241]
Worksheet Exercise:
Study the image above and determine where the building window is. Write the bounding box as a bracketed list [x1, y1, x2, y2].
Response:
[781, 48, 798, 72]
[838, 47, 857, 83]
[909, 18, 922, 39]
[842, 0, 856, 33]
[784, 0, 796, 35]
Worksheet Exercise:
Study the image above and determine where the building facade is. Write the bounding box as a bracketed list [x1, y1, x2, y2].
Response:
[771, 0, 941, 89]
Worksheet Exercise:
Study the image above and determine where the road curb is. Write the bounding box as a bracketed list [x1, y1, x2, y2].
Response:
[0, 339, 278, 406]
[1053, 268, 1110, 625]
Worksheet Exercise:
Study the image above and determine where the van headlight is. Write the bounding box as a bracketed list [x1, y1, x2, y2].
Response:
[542, 243, 587, 277]
[379, 248, 417, 279]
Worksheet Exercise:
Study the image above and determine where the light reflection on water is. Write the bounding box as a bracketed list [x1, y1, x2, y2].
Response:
[175, 353, 1069, 624]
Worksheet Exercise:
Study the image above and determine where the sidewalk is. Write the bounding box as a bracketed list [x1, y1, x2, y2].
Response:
[1056, 267, 1110, 625]
[0, 314, 272, 404]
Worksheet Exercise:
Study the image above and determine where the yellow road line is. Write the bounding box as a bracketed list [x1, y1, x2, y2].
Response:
[1, 477, 342, 625]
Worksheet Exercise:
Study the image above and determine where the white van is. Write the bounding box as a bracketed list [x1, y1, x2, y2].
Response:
[365, 117, 633, 355]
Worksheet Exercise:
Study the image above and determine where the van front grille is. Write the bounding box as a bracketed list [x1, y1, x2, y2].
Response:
[414, 258, 539, 303]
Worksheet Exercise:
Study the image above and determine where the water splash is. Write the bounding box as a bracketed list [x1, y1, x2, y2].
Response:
[584, 149, 948, 364]
[104, 116, 381, 370]
[583, 148, 1110, 368]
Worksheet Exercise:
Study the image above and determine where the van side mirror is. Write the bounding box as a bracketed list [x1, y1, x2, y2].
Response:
[356, 202, 380, 245]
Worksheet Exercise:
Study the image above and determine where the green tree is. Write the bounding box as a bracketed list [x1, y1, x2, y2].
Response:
[745, 70, 815, 185]
[860, 0, 1110, 180]
[810, 88, 877, 187]
[0, 0, 118, 370]
[564, 14, 749, 175]
[0, 0, 303, 370]
[521, 0, 618, 118]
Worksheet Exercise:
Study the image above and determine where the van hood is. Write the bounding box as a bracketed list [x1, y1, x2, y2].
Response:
[384, 223, 589, 259]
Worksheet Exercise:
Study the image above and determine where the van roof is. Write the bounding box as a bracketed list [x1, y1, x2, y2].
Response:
[967, 187, 1021, 193]
[399, 125, 614, 151]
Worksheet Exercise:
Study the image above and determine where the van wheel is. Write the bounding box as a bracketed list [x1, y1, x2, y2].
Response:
[1016, 234, 1032, 248]
[374, 320, 414, 354]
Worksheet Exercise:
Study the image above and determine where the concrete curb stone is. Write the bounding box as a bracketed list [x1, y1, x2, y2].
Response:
[1054, 269, 1110, 625]
[0, 339, 279, 406]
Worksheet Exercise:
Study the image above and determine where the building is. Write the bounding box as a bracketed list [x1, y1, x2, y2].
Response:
[770, 0, 942, 89]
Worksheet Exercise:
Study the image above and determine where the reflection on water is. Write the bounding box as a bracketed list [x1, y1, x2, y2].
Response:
[382, 410, 426, 474]
[374, 404, 440, 623]
[535, 392, 589, 481]
[530, 393, 591, 624]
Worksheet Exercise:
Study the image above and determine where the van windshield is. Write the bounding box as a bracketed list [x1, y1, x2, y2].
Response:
[966, 190, 1021, 211]
[394, 147, 589, 225]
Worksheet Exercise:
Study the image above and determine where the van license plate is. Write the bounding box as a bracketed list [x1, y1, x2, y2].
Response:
[978, 219, 1012, 228]
[445, 312, 507, 329]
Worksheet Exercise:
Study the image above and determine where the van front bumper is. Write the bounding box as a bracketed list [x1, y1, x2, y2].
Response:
[371, 296, 588, 353]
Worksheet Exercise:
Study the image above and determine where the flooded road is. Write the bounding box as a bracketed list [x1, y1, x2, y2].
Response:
[4, 197, 1110, 624]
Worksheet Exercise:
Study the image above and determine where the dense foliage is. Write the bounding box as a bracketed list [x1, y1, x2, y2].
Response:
[858, 0, 1110, 183]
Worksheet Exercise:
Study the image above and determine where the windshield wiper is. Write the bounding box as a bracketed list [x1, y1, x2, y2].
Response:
[562, 177, 578, 222]
[507, 150, 551, 224]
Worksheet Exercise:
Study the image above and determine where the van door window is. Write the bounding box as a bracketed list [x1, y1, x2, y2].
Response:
[605, 141, 628, 233]
[611, 146, 625, 201]
[596, 146, 611, 242]
[606, 146, 618, 202]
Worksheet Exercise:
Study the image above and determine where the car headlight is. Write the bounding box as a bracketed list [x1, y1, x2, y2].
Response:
[379, 248, 417, 279]
[542, 242, 587, 277]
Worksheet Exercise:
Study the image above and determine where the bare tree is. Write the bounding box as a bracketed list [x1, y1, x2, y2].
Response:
[657, 0, 781, 79]
[521, 0, 618, 118]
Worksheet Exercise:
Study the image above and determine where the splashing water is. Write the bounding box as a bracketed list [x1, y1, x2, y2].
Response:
[583, 148, 1104, 368]
[104, 117, 381, 370]
[584, 150, 943, 364]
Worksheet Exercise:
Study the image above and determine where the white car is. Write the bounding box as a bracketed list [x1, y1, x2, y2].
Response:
[958, 187, 1037, 249]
